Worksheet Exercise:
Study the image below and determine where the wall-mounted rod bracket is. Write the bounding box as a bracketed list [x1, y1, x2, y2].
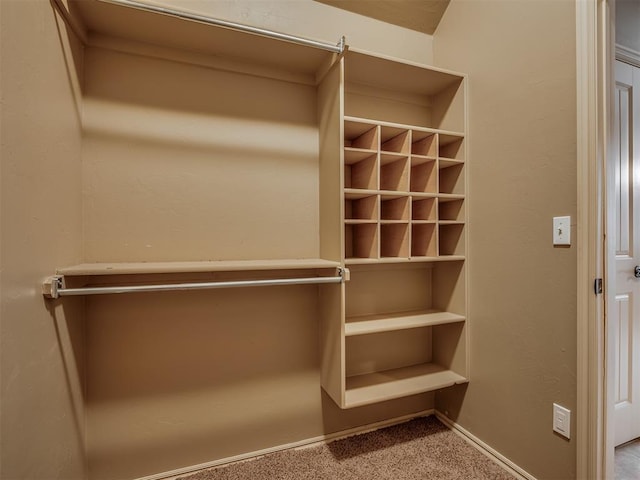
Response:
[42, 275, 65, 299]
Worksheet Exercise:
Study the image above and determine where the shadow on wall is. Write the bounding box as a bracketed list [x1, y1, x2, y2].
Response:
[46, 296, 86, 458]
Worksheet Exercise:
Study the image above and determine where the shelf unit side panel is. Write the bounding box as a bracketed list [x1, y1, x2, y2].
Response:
[432, 322, 468, 378]
[431, 78, 466, 132]
[432, 261, 466, 315]
[319, 59, 345, 262]
[319, 282, 346, 406]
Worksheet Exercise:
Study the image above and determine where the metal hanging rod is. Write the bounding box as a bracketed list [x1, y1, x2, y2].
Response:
[98, 0, 346, 54]
[42, 269, 345, 299]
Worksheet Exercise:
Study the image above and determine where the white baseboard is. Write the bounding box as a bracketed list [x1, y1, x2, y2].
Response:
[138, 408, 435, 480]
[138, 408, 537, 480]
[435, 411, 537, 480]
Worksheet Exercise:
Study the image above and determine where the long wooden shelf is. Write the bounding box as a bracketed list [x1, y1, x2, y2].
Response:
[345, 363, 468, 408]
[345, 256, 465, 265]
[343, 115, 464, 138]
[56, 259, 341, 276]
[345, 310, 465, 336]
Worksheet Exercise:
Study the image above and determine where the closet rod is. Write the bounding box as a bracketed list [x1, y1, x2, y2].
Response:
[98, 0, 346, 54]
[43, 271, 344, 299]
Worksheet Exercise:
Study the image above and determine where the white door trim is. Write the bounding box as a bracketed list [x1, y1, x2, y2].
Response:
[616, 44, 640, 69]
[576, 0, 613, 478]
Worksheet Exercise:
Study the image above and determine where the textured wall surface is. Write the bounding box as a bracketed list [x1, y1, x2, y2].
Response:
[0, 0, 86, 478]
[433, 1, 578, 479]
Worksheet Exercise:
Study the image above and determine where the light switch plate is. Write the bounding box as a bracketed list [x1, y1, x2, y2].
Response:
[553, 403, 571, 439]
[553, 216, 571, 246]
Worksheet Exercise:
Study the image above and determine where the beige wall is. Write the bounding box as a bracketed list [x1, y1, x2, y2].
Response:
[0, 0, 86, 478]
[617, 0, 640, 53]
[142, 0, 434, 65]
[433, 1, 577, 479]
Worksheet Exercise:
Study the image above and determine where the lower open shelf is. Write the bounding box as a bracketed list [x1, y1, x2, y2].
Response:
[345, 310, 465, 336]
[344, 363, 468, 408]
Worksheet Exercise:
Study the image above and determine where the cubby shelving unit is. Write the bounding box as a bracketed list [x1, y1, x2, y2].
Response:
[320, 49, 468, 409]
[342, 117, 466, 265]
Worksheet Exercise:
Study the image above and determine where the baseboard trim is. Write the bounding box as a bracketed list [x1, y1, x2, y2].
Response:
[435, 411, 537, 480]
[139, 408, 436, 480]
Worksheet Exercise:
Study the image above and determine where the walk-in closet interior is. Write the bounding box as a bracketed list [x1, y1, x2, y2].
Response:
[2, 0, 581, 479]
[39, 1, 467, 477]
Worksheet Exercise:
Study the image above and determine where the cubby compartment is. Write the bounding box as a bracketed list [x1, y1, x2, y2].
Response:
[380, 156, 409, 192]
[345, 223, 379, 259]
[411, 223, 437, 257]
[438, 163, 465, 195]
[412, 197, 437, 221]
[344, 51, 466, 132]
[344, 154, 378, 190]
[410, 160, 437, 193]
[344, 121, 379, 150]
[380, 223, 410, 258]
[439, 224, 465, 256]
[439, 134, 465, 161]
[381, 127, 410, 154]
[381, 195, 409, 221]
[439, 198, 465, 223]
[411, 131, 437, 158]
[345, 193, 378, 221]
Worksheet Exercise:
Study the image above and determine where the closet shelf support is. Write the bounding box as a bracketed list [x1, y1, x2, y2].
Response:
[42, 268, 347, 299]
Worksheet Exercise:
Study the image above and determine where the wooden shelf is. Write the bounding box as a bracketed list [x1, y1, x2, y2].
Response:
[343, 116, 464, 140]
[345, 310, 465, 336]
[345, 363, 468, 408]
[439, 158, 464, 169]
[71, 0, 335, 86]
[345, 255, 465, 265]
[344, 148, 377, 164]
[56, 259, 341, 276]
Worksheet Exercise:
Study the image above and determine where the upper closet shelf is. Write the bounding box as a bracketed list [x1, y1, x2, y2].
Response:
[67, 0, 343, 84]
[55, 259, 342, 276]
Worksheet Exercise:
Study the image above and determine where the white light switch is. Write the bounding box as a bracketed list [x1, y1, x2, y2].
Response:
[553, 403, 571, 439]
[553, 216, 571, 246]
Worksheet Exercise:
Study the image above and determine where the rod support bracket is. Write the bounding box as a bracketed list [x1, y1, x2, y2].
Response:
[339, 267, 350, 282]
[337, 36, 347, 54]
[43, 275, 64, 299]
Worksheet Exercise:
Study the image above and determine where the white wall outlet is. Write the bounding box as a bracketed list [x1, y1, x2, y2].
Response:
[553, 216, 571, 246]
[553, 403, 571, 439]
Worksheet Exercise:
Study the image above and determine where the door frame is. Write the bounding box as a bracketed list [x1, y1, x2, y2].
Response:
[576, 0, 614, 478]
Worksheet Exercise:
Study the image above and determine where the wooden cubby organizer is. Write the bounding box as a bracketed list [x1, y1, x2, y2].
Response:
[320, 49, 468, 409]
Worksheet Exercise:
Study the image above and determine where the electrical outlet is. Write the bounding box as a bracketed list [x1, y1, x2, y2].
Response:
[553, 216, 571, 246]
[553, 403, 571, 439]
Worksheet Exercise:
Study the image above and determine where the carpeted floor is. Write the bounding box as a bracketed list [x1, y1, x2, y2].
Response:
[178, 416, 515, 480]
